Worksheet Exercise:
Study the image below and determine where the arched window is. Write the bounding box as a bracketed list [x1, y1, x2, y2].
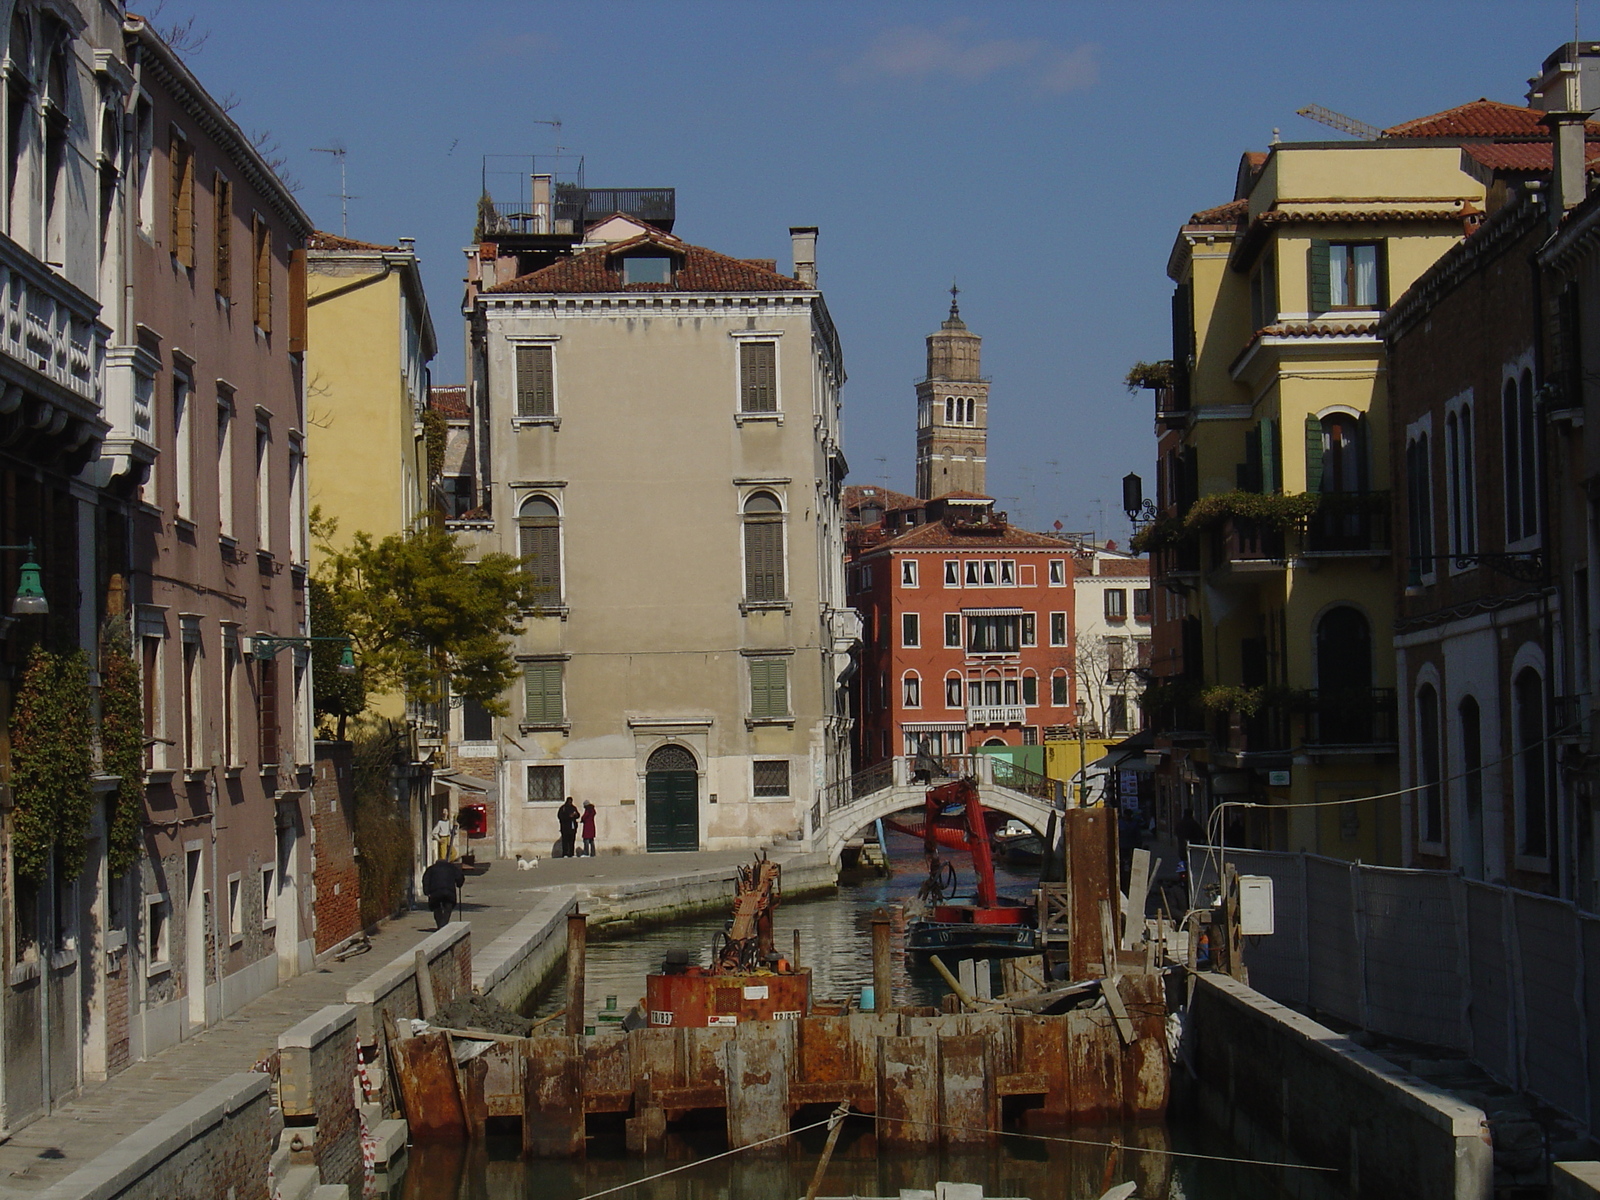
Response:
[902, 672, 921, 708]
[1458, 696, 1485, 878]
[1415, 683, 1442, 846]
[1406, 431, 1433, 570]
[743, 491, 784, 602]
[1051, 669, 1069, 707]
[1514, 666, 1548, 857]
[518, 495, 561, 601]
[1445, 406, 1477, 556]
[1505, 371, 1540, 542]
[944, 673, 962, 708]
[41, 32, 67, 261]
[1315, 606, 1371, 742]
[647, 743, 696, 773]
[1320, 413, 1364, 493]
[1022, 672, 1038, 706]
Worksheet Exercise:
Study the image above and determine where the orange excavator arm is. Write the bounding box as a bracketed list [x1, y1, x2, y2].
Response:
[925, 778, 1000, 909]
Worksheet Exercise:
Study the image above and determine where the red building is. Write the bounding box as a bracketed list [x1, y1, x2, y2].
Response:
[848, 493, 1077, 765]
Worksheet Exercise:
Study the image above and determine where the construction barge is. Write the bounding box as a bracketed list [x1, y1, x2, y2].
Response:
[385, 784, 1176, 1157]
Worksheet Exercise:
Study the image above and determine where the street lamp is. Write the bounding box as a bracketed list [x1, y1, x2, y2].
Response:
[1122, 472, 1156, 530]
[0, 541, 48, 616]
[1074, 697, 1089, 806]
[248, 634, 357, 674]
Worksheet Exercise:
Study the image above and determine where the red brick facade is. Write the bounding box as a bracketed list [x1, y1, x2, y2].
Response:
[311, 742, 362, 953]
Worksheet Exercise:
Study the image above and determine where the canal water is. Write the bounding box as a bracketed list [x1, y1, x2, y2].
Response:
[404, 835, 1298, 1200]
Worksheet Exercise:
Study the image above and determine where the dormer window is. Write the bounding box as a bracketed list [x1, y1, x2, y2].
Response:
[622, 255, 672, 285]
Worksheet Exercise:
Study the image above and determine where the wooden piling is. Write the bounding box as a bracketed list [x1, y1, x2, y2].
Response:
[871, 912, 892, 1014]
[565, 912, 587, 1038]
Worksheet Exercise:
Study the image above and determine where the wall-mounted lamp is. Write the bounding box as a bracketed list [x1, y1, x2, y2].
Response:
[0, 541, 48, 616]
[247, 633, 357, 674]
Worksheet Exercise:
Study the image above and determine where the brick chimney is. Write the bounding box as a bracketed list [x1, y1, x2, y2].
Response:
[789, 226, 817, 287]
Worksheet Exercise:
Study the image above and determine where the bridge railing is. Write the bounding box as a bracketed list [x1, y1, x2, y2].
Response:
[820, 754, 1064, 817]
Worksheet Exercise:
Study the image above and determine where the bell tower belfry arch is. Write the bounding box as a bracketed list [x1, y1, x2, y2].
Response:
[915, 286, 988, 499]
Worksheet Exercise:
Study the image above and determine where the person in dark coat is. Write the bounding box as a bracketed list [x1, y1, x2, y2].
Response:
[557, 796, 580, 859]
[421, 858, 465, 929]
[581, 802, 598, 857]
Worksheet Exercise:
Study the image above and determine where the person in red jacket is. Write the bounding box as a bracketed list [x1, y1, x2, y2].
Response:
[581, 801, 598, 857]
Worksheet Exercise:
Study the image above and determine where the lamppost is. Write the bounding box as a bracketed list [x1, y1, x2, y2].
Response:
[1074, 697, 1089, 806]
[246, 634, 357, 673]
[1122, 472, 1156, 530]
[0, 541, 49, 639]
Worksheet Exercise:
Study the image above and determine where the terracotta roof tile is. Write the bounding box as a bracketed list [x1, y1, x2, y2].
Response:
[485, 228, 807, 295]
[932, 490, 993, 501]
[429, 385, 469, 418]
[307, 230, 398, 252]
[1382, 98, 1600, 139]
[1462, 142, 1600, 172]
[1186, 198, 1248, 228]
[868, 519, 1070, 553]
[844, 484, 920, 513]
[1259, 319, 1381, 337]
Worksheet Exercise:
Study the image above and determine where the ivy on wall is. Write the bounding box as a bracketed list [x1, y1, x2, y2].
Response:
[100, 636, 146, 878]
[10, 647, 93, 883]
[421, 406, 447, 482]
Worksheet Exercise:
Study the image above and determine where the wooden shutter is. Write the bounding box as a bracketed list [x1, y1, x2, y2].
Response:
[1170, 285, 1192, 410]
[1241, 426, 1261, 492]
[519, 520, 561, 599]
[253, 215, 272, 332]
[750, 659, 787, 718]
[744, 519, 783, 601]
[1308, 240, 1331, 312]
[258, 658, 279, 765]
[214, 175, 232, 298]
[523, 661, 563, 724]
[171, 136, 193, 267]
[740, 342, 776, 413]
[516, 345, 554, 416]
[1259, 417, 1278, 493]
[1304, 414, 1324, 493]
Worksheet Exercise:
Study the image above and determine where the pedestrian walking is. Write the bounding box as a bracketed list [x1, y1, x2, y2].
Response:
[432, 811, 455, 862]
[557, 796, 580, 858]
[421, 857, 465, 929]
[581, 801, 597, 857]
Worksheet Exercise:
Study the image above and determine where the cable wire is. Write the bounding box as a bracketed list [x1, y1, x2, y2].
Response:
[572, 1115, 835, 1200]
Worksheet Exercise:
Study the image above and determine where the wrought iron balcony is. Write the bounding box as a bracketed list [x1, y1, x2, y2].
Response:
[1305, 492, 1391, 555]
[1210, 516, 1285, 571]
[1302, 688, 1397, 747]
[1554, 694, 1591, 741]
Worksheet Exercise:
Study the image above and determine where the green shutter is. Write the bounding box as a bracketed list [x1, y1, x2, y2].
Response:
[1308, 240, 1332, 313]
[1243, 426, 1261, 493]
[1023, 675, 1038, 705]
[1259, 418, 1278, 494]
[519, 521, 561, 598]
[750, 659, 788, 718]
[744, 520, 784, 601]
[516, 345, 554, 417]
[740, 342, 776, 413]
[1355, 412, 1370, 491]
[1305, 414, 1324, 493]
[524, 661, 563, 724]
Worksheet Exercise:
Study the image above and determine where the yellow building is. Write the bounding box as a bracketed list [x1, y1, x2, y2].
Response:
[305, 232, 438, 552]
[1149, 103, 1541, 863]
[305, 231, 438, 719]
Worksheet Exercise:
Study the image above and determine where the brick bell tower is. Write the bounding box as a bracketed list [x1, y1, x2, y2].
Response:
[915, 285, 988, 499]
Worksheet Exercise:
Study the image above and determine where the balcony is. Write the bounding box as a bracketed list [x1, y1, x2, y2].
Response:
[1301, 688, 1397, 751]
[1304, 492, 1391, 556]
[967, 705, 1026, 726]
[1210, 516, 1285, 575]
[1553, 694, 1591, 742]
[483, 186, 676, 237]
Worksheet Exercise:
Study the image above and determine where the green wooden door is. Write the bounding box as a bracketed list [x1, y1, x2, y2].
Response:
[646, 771, 699, 851]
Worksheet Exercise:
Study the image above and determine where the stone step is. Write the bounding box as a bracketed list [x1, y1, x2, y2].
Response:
[277, 1164, 321, 1200]
[312, 1186, 350, 1200]
[371, 1118, 409, 1167]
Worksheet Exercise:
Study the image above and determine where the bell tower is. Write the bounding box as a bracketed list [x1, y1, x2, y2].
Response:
[915, 286, 988, 499]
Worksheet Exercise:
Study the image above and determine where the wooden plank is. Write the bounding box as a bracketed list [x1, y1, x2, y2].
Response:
[1102, 975, 1138, 1045]
[725, 1020, 794, 1149]
[876, 1034, 938, 1145]
[1122, 849, 1152, 951]
[390, 1031, 466, 1142]
[937, 1033, 995, 1144]
[523, 1035, 585, 1157]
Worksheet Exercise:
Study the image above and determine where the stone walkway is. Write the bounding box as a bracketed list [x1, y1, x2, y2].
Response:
[0, 848, 772, 1195]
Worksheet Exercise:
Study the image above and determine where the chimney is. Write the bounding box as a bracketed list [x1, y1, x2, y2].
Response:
[789, 226, 817, 287]
[1544, 109, 1590, 217]
[398, 237, 416, 254]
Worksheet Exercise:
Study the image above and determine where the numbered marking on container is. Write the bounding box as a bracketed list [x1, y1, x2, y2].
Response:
[772, 1009, 803, 1020]
[742, 984, 769, 1000]
[650, 1011, 674, 1026]
[707, 1014, 738, 1027]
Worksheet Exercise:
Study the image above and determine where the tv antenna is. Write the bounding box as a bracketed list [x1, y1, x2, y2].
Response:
[530, 118, 568, 156]
[1295, 104, 1382, 141]
[311, 144, 358, 235]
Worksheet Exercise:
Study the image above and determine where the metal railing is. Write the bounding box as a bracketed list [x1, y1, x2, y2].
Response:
[1305, 491, 1391, 554]
[1211, 516, 1285, 566]
[1302, 687, 1397, 746]
[988, 756, 1056, 800]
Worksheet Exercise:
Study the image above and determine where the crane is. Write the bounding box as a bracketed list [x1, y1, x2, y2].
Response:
[1296, 104, 1383, 141]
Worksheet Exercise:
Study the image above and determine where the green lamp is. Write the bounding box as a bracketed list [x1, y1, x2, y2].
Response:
[9, 541, 47, 616]
[338, 644, 357, 675]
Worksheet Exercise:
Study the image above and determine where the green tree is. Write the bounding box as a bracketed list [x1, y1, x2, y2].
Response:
[309, 575, 365, 739]
[10, 647, 94, 883]
[314, 515, 536, 717]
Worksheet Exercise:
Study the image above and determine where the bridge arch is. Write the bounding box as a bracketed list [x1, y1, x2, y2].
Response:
[820, 782, 1059, 866]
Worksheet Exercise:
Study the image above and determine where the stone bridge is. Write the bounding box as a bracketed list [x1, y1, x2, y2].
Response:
[813, 755, 1064, 866]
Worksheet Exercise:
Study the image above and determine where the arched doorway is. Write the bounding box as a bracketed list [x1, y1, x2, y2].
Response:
[645, 745, 699, 852]
[1316, 606, 1371, 742]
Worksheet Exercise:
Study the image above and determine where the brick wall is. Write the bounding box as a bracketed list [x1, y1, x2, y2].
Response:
[312, 742, 361, 953]
[278, 1005, 361, 1196]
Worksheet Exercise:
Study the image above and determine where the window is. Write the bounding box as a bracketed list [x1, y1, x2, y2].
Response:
[227, 874, 242, 938]
[217, 399, 234, 537]
[1003, 678, 1019, 705]
[945, 675, 963, 707]
[260, 864, 276, 926]
[133, 95, 154, 236]
[944, 560, 959, 587]
[515, 344, 554, 417]
[1249, 252, 1277, 331]
[42, 45, 64, 261]
[213, 174, 231, 299]
[902, 673, 921, 707]
[1406, 432, 1434, 573]
[901, 612, 919, 647]
[526, 763, 563, 804]
[462, 696, 493, 742]
[172, 375, 192, 519]
[749, 657, 789, 719]
[966, 614, 1020, 654]
[1460, 696, 1483, 869]
[257, 657, 279, 765]
[1514, 666, 1548, 858]
[142, 633, 164, 769]
[901, 559, 918, 587]
[623, 255, 672, 285]
[981, 561, 997, 586]
[1107, 638, 1126, 676]
[999, 560, 1015, 586]
[753, 760, 790, 798]
[1022, 674, 1038, 705]
[288, 441, 304, 563]
[251, 212, 271, 331]
[739, 341, 777, 413]
[255, 424, 271, 551]
[743, 492, 785, 602]
[1048, 559, 1066, 586]
[1133, 588, 1152, 620]
[6, 14, 29, 228]
[1416, 683, 1443, 846]
[1050, 612, 1067, 647]
[1504, 370, 1539, 542]
[1104, 589, 1127, 620]
[169, 131, 194, 268]
[1020, 613, 1036, 647]
[182, 629, 201, 770]
[523, 659, 564, 726]
[1051, 672, 1069, 706]
[518, 495, 561, 602]
[1310, 240, 1381, 310]
[1446, 402, 1477, 556]
[146, 895, 170, 968]
[1109, 695, 1128, 734]
[944, 613, 960, 647]
[222, 634, 239, 766]
[964, 561, 980, 586]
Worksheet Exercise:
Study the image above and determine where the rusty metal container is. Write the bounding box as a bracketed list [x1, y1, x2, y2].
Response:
[645, 969, 810, 1028]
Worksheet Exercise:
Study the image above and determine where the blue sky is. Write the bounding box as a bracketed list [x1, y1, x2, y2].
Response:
[170, 0, 1582, 541]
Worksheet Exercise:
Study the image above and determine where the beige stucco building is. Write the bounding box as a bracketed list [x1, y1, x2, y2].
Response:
[463, 214, 856, 855]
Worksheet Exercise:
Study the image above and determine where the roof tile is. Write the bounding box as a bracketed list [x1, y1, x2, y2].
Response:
[485, 228, 808, 295]
[1382, 98, 1600, 139]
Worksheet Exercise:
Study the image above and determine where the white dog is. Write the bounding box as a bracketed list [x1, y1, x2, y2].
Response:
[515, 853, 539, 871]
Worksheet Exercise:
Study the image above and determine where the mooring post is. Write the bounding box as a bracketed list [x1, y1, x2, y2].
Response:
[793, 928, 802, 972]
[565, 911, 588, 1037]
[871, 909, 892, 1014]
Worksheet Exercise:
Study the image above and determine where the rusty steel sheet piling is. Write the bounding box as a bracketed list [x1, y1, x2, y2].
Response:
[937, 1032, 996, 1143]
[391, 1030, 468, 1142]
[523, 1035, 585, 1157]
[564, 913, 587, 1038]
[871, 911, 893, 1014]
[876, 1033, 939, 1145]
[724, 1020, 795, 1149]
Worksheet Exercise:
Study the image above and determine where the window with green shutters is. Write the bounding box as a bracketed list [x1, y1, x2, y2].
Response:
[523, 660, 564, 725]
[743, 492, 785, 602]
[515, 344, 555, 417]
[749, 658, 789, 719]
[739, 341, 777, 412]
[1309, 240, 1382, 311]
[518, 495, 561, 601]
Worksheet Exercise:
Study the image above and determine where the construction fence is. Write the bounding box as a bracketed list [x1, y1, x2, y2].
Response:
[1189, 846, 1600, 1134]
